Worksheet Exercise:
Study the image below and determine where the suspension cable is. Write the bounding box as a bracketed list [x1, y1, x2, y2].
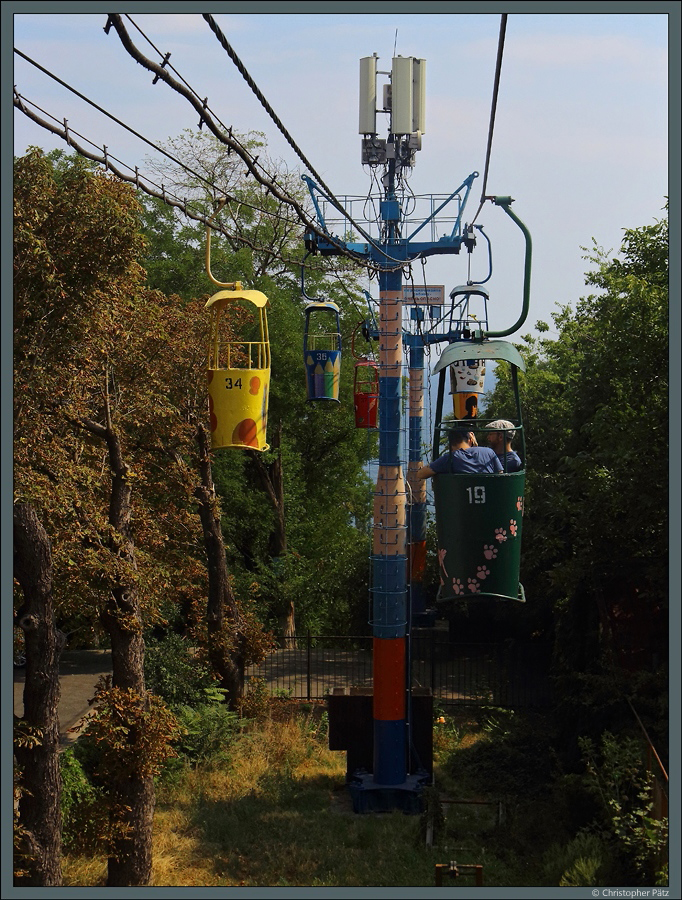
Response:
[470, 14, 507, 226]
[14, 50, 334, 236]
[202, 13, 418, 269]
[202, 13, 334, 202]
[104, 14, 379, 270]
[14, 91, 338, 274]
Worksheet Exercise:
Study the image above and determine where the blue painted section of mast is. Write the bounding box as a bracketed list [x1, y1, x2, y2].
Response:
[408, 343, 428, 618]
[302, 108, 480, 807]
[371, 153, 408, 785]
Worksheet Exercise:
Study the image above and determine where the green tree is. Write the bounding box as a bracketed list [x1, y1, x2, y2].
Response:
[137, 132, 376, 641]
[14, 148, 269, 883]
[484, 207, 668, 744]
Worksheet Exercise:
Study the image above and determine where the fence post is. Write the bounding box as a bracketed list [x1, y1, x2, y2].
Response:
[307, 630, 312, 701]
[430, 628, 436, 695]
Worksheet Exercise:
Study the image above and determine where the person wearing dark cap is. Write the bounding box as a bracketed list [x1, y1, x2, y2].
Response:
[485, 419, 522, 472]
[417, 427, 503, 479]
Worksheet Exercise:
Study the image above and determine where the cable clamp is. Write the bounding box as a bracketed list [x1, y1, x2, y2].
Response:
[198, 97, 208, 130]
[152, 52, 171, 85]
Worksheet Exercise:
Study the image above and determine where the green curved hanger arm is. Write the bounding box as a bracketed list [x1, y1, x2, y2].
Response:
[484, 196, 532, 339]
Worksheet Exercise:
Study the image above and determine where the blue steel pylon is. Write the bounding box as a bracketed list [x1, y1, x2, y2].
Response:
[303, 156, 479, 810]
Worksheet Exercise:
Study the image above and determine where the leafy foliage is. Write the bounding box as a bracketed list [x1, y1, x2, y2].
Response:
[484, 207, 668, 679]
[59, 750, 107, 853]
[144, 632, 222, 709]
[171, 704, 244, 766]
[580, 732, 668, 884]
[83, 678, 182, 780]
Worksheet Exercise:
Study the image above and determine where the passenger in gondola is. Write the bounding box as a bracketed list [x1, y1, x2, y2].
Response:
[484, 419, 523, 472]
[417, 427, 503, 479]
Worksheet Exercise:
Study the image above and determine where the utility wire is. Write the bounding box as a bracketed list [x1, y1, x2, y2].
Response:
[123, 14, 234, 137]
[13, 52, 308, 229]
[104, 13, 379, 271]
[111, 13, 407, 270]
[202, 14, 335, 206]
[470, 13, 507, 226]
[202, 13, 414, 269]
[16, 14, 423, 274]
[14, 47, 214, 191]
[14, 90, 333, 274]
[14, 91, 376, 303]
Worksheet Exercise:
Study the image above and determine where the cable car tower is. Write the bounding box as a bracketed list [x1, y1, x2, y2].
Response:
[305, 52, 531, 813]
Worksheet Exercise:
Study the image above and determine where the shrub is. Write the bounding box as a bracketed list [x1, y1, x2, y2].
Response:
[172, 703, 244, 766]
[447, 714, 554, 796]
[60, 747, 107, 852]
[236, 677, 270, 721]
[144, 632, 221, 709]
[541, 831, 608, 886]
[580, 733, 668, 885]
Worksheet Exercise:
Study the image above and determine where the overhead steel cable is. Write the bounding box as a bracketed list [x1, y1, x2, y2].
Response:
[104, 13, 384, 272]
[204, 11, 332, 189]
[202, 13, 414, 268]
[13, 90, 335, 274]
[14, 47, 217, 194]
[123, 14, 234, 136]
[202, 17, 356, 228]
[13, 50, 309, 230]
[470, 13, 507, 227]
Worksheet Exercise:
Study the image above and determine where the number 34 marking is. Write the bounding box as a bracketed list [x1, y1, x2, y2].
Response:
[223, 377, 243, 390]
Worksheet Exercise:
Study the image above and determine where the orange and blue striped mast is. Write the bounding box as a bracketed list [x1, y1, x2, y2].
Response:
[303, 53, 478, 810]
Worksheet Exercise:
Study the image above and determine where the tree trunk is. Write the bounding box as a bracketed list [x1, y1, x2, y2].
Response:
[13, 502, 63, 887]
[248, 422, 294, 645]
[80, 408, 153, 887]
[195, 422, 245, 706]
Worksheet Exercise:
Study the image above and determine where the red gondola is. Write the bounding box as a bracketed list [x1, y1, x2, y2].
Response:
[354, 359, 379, 428]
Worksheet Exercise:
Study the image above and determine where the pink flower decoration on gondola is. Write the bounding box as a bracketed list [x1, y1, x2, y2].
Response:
[452, 578, 464, 595]
[467, 578, 480, 593]
[483, 544, 498, 560]
[477, 566, 490, 580]
[509, 520, 517, 537]
[494, 528, 507, 543]
[516, 497, 524, 513]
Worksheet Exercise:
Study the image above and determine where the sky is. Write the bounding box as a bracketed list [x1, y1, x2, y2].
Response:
[10, 6, 672, 345]
[5, 10, 680, 879]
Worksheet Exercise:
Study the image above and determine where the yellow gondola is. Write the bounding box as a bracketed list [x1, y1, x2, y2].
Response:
[205, 200, 270, 451]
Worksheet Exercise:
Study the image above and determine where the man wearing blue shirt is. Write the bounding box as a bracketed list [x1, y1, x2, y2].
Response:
[484, 419, 523, 472]
[417, 427, 503, 479]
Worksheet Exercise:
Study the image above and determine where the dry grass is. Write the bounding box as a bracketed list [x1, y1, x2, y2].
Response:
[62, 702, 495, 888]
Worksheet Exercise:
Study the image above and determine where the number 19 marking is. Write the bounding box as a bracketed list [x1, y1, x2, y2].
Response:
[467, 486, 486, 504]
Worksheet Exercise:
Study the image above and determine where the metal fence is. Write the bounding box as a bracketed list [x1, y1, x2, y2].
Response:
[245, 633, 552, 709]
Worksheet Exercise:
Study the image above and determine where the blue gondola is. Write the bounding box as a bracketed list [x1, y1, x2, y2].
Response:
[303, 301, 342, 402]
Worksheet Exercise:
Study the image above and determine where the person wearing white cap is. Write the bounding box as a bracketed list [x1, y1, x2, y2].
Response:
[485, 419, 523, 472]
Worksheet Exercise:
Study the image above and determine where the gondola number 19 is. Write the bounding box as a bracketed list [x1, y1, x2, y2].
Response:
[467, 486, 486, 504]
